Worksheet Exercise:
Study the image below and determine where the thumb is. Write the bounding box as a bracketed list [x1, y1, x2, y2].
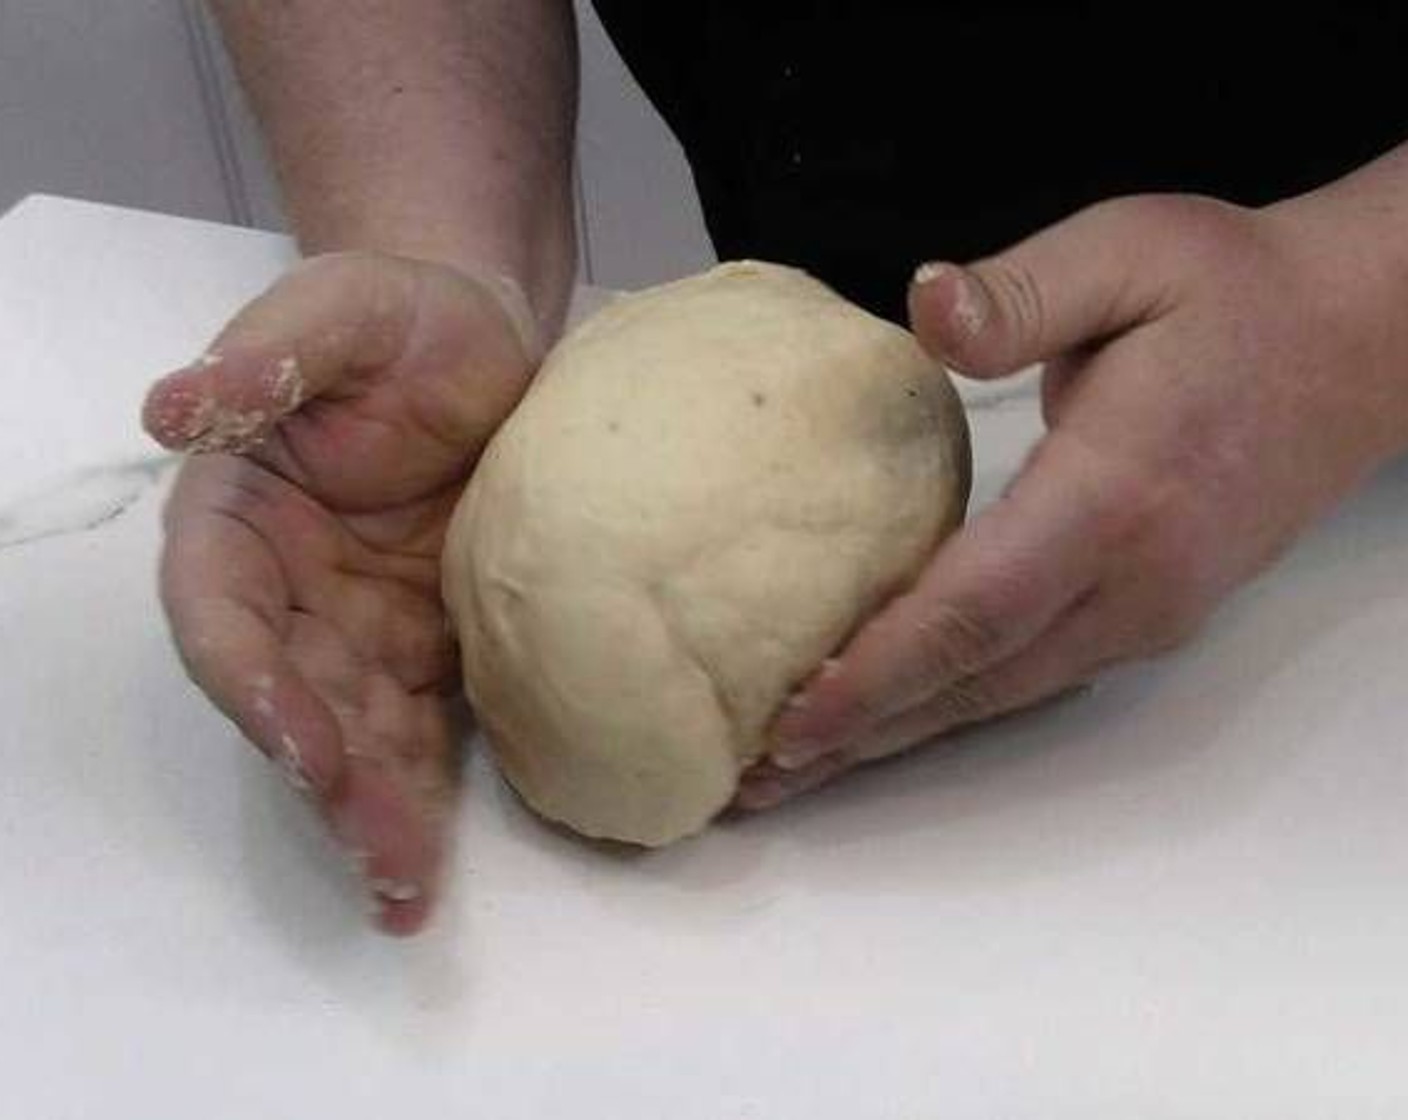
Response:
[907, 197, 1175, 379]
[141, 251, 424, 454]
[141, 251, 537, 456]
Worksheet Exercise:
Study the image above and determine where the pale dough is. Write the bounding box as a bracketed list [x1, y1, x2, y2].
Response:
[442, 261, 970, 846]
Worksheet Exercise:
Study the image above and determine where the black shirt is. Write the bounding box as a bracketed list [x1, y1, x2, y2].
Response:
[590, 3, 1408, 321]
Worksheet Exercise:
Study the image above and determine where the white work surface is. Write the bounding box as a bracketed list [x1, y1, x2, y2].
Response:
[2, 195, 1405, 1118]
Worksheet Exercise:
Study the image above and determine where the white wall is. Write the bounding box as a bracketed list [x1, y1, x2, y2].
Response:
[572, 0, 715, 286]
[0, 1, 238, 222]
[0, 0, 714, 289]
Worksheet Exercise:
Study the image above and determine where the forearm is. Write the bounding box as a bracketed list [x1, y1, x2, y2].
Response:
[1264, 142, 1408, 456]
[1268, 141, 1408, 296]
[212, 0, 578, 337]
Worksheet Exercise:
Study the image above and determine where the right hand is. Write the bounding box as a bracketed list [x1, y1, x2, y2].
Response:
[142, 252, 540, 934]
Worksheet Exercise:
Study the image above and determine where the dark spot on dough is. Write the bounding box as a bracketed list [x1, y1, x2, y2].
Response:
[905, 387, 919, 398]
[751, 391, 767, 408]
[391, 84, 405, 95]
[608, 420, 621, 432]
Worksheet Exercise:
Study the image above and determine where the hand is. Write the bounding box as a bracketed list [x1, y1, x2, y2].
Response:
[143, 252, 538, 933]
[739, 192, 1408, 808]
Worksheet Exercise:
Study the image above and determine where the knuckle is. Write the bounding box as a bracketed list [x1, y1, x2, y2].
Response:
[832, 672, 892, 730]
[933, 676, 993, 727]
[1086, 458, 1184, 556]
[1092, 193, 1253, 276]
[1085, 471, 1218, 657]
[1141, 594, 1207, 654]
[1091, 192, 1227, 236]
[978, 258, 1047, 354]
[1129, 533, 1216, 654]
[914, 600, 1008, 679]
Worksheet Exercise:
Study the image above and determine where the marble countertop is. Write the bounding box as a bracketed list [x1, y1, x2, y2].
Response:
[2, 194, 1405, 1119]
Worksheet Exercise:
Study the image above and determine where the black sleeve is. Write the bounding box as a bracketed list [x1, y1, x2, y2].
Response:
[590, 3, 1408, 323]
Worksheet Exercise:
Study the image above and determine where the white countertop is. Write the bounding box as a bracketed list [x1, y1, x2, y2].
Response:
[2, 194, 1405, 1119]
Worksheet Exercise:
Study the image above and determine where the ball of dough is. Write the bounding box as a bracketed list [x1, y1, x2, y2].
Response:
[443, 261, 970, 846]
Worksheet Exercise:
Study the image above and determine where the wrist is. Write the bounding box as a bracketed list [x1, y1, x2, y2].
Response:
[457, 267, 544, 366]
[1264, 146, 1408, 302]
[288, 185, 580, 350]
[1263, 157, 1408, 458]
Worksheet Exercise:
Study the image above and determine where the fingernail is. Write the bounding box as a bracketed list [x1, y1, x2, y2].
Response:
[736, 780, 785, 811]
[771, 693, 816, 769]
[275, 732, 314, 793]
[950, 272, 988, 335]
[250, 673, 276, 719]
[771, 740, 828, 771]
[143, 377, 198, 447]
[771, 658, 845, 762]
[369, 878, 422, 905]
[913, 261, 951, 287]
[912, 261, 987, 336]
[774, 658, 841, 730]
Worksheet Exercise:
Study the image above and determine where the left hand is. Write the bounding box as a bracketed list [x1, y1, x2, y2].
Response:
[739, 191, 1408, 808]
[143, 252, 539, 933]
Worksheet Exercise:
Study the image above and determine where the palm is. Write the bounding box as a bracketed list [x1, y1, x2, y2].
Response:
[147, 254, 536, 934]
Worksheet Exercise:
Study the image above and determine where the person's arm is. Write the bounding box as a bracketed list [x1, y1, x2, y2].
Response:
[211, 0, 578, 340]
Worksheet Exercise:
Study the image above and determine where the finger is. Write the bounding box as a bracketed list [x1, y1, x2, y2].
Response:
[772, 434, 1131, 764]
[281, 610, 456, 936]
[327, 751, 450, 937]
[746, 602, 1115, 809]
[734, 753, 855, 813]
[846, 598, 1116, 765]
[908, 197, 1179, 378]
[142, 252, 419, 453]
[177, 600, 345, 796]
[159, 469, 345, 795]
